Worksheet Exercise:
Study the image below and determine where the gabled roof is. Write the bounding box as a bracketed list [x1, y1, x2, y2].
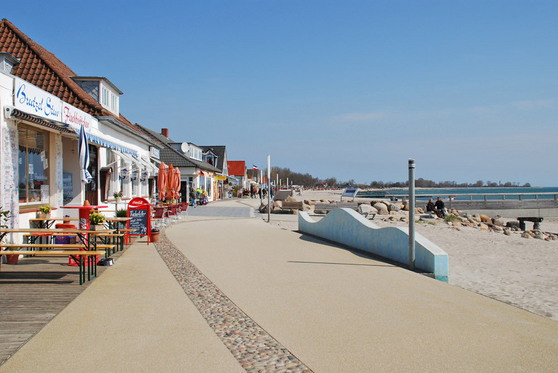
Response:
[136, 124, 220, 172]
[227, 161, 246, 177]
[0, 19, 144, 138]
[200, 145, 227, 172]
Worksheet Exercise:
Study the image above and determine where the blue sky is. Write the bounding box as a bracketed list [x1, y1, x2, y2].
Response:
[4, 0, 557, 186]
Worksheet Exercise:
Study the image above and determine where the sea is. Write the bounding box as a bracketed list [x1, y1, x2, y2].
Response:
[357, 187, 558, 201]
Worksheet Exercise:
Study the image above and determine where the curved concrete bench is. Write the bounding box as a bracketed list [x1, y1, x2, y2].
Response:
[298, 208, 448, 282]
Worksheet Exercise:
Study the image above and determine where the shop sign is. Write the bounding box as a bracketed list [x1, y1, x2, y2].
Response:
[150, 146, 160, 159]
[216, 175, 227, 180]
[14, 77, 62, 121]
[62, 102, 95, 131]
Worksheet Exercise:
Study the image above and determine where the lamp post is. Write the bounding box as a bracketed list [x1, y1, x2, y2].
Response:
[267, 155, 271, 222]
[408, 159, 415, 270]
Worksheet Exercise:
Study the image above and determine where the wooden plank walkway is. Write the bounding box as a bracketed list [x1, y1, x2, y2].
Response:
[0, 246, 128, 365]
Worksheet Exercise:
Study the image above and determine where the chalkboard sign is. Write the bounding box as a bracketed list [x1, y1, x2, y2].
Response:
[127, 197, 152, 243]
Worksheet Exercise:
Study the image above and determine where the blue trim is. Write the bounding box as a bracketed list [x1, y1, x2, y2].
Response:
[71, 128, 137, 157]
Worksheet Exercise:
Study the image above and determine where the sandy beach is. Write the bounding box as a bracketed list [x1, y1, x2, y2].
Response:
[271, 189, 558, 321]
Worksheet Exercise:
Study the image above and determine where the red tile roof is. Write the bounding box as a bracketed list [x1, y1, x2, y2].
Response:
[0, 19, 143, 136]
[227, 161, 246, 177]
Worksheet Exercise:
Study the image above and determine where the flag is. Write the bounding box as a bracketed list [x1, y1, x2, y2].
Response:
[78, 124, 93, 184]
[252, 165, 258, 170]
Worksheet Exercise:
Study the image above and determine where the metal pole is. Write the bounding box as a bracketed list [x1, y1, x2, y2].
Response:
[408, 159, 416, 270]
[267, 155, 271, 222]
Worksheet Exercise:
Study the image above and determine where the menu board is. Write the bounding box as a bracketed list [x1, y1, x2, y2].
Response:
[129, 209, 148, 235]
[127, 197, 152, 243]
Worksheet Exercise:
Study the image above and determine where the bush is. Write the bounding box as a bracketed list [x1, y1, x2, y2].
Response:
[116, 209, 128, 218]
[444, 214, 461, 223]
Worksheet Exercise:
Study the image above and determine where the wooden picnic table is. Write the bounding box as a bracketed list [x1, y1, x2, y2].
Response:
[29, 217, 79, 229]
[0, 228, 115, 284]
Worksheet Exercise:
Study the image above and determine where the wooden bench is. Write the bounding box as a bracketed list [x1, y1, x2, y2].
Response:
[1, 250, 106, 285]
[517, 217, 543, 231]
[117, 228, 136, 244]
[95, 233, 125, 253]
[1, 243, 116, 259]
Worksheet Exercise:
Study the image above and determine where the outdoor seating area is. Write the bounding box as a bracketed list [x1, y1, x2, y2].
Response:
[0, 214, 135, 285]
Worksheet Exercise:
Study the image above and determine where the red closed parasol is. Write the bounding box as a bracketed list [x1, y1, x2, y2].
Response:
[173, 167, 181, 199]
[167, 164, 175, 200]
[157, 162, 167, 202]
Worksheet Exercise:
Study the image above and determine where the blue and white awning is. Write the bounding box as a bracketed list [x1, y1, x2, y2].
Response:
[70, 127, 137, 157]
[87, 134, 138, 157]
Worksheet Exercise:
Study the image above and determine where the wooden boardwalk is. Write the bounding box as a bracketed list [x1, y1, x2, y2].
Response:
[0, 248, 127, 365]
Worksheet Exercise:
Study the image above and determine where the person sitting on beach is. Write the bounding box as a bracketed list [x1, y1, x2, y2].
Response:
[426, 199, 435, 214]
[434, 197, 446, 218]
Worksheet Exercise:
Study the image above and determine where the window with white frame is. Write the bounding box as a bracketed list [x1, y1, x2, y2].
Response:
[18, 125, 50, 204]
[102, 87, 109, 107]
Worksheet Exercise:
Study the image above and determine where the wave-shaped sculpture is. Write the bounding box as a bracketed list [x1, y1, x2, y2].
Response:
[298, 208, 448, 282]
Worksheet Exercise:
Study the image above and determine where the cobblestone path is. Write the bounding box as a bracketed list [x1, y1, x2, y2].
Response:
[155, 232, 313, 373]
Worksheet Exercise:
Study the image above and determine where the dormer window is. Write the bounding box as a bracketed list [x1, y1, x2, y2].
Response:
[72, 76, 123, 116]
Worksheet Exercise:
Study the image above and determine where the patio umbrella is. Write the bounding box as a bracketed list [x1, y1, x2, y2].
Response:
[78, 124, 92, 184]
[157, 162, 167, 202]
[173, 167, 181, 199]
[167, 164, 175, 200]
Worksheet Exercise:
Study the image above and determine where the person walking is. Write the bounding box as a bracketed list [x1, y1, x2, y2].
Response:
[189, 187, 197, 208]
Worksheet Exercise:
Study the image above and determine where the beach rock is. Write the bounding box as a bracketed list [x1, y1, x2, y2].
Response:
[273, 201, 283, 208]
[285, 196, 297, 202]
[492, 216, 505, 226]
[304, 200, 315, 206]
[388, 203, 401, 212]
[358, 204, 374, 215]
[470, 215, 481, 223]
[373, 203, 388, 215]
[521, 231, 532, 239]
[479, 223, 489, 230]
[492, 225, 503, 232]
[504, 228, 512, 236]
[480, 215, 491, 223]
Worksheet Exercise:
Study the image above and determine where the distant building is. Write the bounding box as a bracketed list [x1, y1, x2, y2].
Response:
[136, 126, 221, 202]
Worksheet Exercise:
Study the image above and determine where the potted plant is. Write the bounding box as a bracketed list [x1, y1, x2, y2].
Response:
[38, 205, 51, 219]
[113, 191, 123, 203]
[151, 227, 160, 243]
[116, 208, 128, 229]
[89, 211, 106, 230]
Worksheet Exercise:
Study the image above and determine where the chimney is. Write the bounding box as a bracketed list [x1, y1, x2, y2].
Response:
[161, 128, 169, 138]
[0, 52, 20, 75]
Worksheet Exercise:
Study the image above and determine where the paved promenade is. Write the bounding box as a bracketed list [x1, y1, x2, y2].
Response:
[2, 199, 558, 372]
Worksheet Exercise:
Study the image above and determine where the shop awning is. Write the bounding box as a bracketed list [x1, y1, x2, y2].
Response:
[67, 126, 137, 156]
[9, 108, 75, 134]
[138, 156, 158, 173]
[88, 134, 138, 157]
[113, 150, 142, 168]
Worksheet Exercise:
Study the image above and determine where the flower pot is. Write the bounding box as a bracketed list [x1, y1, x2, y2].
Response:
[115, 197, 121, 203]
[151, 231, 160, 243]
[6, 253, 19, 264]
[90, 224, 105, 231]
